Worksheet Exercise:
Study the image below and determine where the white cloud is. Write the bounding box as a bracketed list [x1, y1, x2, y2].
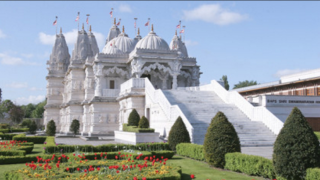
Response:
[185, 40, 198, 47]
[28, 87, 44, 91]
[15, 95, 45, 105]
[0, 29, 6, 39]
[21, 53, 34, 58]
[182, 4, 248, 25]
[0, 53, 38, 65]
[119, 4, 132, 13]
[38, 29, 105, 50]
[274, 69, 308, 78]
[6, 82, 28, 89]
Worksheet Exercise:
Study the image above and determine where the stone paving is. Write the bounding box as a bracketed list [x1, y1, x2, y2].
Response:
[55, 137, 273, 159]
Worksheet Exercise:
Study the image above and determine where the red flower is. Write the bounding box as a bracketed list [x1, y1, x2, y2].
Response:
[118, 152, 121, 155]
[115, 156, 118, 159]
[97, 167, 100, 171]
[133, 177, 138, 180]
[142, 177, 147, 180]
[191, 174, 195, 179]
[66, 167, 69, 171]
[56, 164, 59, 168]
[77, 168, 80, 171]
[84, 169, 87, 172]
[116, 170, 119, 173]
[94, 157, 97, 160]
[95, 153, 97, 156]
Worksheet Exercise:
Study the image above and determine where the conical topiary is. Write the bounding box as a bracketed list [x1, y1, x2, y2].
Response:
[128, 109, 140, 126]
[273, 107, 320, 180]
[46, 120, 56, 136]
[70, 119, 80, 136]
[203, 111, 241, 168]
[29, 120, 37, 134]
[138, 116, 149, 128]
[168, 116, 190, 151]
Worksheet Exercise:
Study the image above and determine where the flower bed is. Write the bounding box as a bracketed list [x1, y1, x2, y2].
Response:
[4, 152, 181, 180]
[0, 140, 34, 154]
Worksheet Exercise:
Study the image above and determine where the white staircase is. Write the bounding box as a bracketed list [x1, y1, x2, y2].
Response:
[163, 90, 277, 147]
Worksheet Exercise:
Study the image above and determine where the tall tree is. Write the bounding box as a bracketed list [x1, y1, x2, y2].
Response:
[31, 99, 46, 118]
[9, 104, 24, 123]
[21, 103, 36, 118]
[220, 75, 230, 90]
[233, 80, 257, 89]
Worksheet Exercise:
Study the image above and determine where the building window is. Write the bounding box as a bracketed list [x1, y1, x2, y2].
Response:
[307, 88, 314, 96]
[110, 80, 115, 89]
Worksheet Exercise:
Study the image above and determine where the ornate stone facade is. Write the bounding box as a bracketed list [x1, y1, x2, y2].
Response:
[44, 20, 201, 136]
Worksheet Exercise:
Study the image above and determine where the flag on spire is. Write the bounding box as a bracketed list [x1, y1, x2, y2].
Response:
[86, 17, 89, 24]
[145, 19, 149, 26]
[75, 12, 80, 21]
[53, 16, 57, 26]
[116, 19, 121, 26]
[134, 21, 136, 28]
[110, 8, 113, 18]
[176, 20, 181, 29]
[179, 29, 184, 34]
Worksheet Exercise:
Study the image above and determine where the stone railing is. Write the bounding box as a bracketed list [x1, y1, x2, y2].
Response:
[119, 78, 145, 95]
[102, 89, 120, 97]
[200, 80, 283, 135]
[145, 78, 194, 143]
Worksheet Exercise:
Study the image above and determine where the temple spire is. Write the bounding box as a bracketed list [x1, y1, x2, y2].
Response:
[138, 28, 140, 35]
[175, 30, 177, 35]
[122, 26, 124, 33]
[151, 24, 154, 32]
[60, 27, 62, 34]
[89, 25, 92, 32]
[114, 18, 116, 25]
[82, 23, 84, 30]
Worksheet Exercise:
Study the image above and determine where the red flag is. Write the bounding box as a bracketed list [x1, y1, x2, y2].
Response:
[75, 15, 79, 22]
[110, 11, 113, 18]
[110, 43, 112, 46]
[134, 21, 136, 28]
[116, 21, 120, 26]
[145, 21, 149, 26]
[53, 20, 57, 26]
[86, 17, 89, 24]
[179, 29, 184, 34]
[176, 24, 181, 29]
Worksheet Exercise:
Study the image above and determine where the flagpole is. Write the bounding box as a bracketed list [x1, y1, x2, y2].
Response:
[86, 14, 90, 31]
[77, 12, 80, 31]
[183, 25, 186, 43]
[111, 8, 114, 25]
[55, 16, 58, 35]
[134, 18, 137, 35]
[148, 18, 150, 31]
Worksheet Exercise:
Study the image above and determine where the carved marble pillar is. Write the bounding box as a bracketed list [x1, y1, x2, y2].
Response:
[172, 74, 178, 89]
[94, 76, 102, 96]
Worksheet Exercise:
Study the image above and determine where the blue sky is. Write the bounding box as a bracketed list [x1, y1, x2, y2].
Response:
[0, 1, 320, 105]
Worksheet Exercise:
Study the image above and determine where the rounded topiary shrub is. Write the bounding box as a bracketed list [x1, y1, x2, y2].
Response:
[203, 111, 240, 168]
[128, 109, 140, 126]
[273, 107, 320, 180]
[70, 119, 80, 136]
[138, 116, 149, 128]
[29, 120, 37, 134]
[46, 120, 56, 136]
[168, 116, 190, 151]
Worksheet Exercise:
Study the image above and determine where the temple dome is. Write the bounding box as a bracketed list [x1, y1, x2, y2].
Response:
[102, 27, 135, 54]
[103, 43, 124, 55]
[135, 25, 169, 51]
[105, 18, 121, 44]
[169, 32, 188, 57]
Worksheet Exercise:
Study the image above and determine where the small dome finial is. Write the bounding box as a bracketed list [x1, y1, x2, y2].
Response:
[82, 23, 84, 30]
[60, 27, 62, 34]
[138, 28, 140, 35]
[114, 18, 116, 25]
[89, 25, 92, 32]
[122, 26, 125, 33]
[175, 30, 177, 35]
[151, 24, 154, 31]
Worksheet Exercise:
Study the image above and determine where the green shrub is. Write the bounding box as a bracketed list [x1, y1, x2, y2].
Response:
[20, 119, 32, 128]
[44, 136, 55, 146]
[176, 143, 205, 161]
[13, 136, 47, 144]
[203, 111, 241, 168]
[0, 129, 9, 133]
[0, 150, 26, 156]
[17, 146, 34, 154]
[138, 116, 149, 128]
[122, 123, 155, 133]
[151, 151, 175, 159]
[314, 132, 320, 140]
[14, 133, 26, 137]
[0, 123, 10, 129]
[46, 120, 56, 136]
[168, 116, 190, 151]
[273, 107, 320, 180]
[306, 168, 320, 180]
[70, 119, 80, 136]
[225, 152, 275, 179]
[128, 109, 140, 126]
[0, 134, 18, 140]
[0, 154, 63, 165]
[10, 128, 29, 133]
[29, 120, 37, 134]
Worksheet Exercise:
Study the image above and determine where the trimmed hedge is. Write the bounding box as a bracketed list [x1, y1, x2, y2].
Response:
[0, 150, 26, 156]
[14, 133, 26, 137]
[0, 154, 63, 165]
[44, 136, 55, 146]
[138, 116, 149, 128]
[123, 123, 155, 133]
[0, 129, 9, 133]
[44, 143, 171, 154]
[128, 109, 140, 126]
[306, 168, 320, 180]
[17, 146, 34, 154]
[151, 151, 175, 159]
[176, 143, 205, 161]
[10, 128, 29, 133]
[0, 134, 18, 140]
[224, 152, 275, 179]
[13, 136, 47, 144]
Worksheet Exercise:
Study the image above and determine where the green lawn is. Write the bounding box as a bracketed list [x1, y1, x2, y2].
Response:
[26, 144, 45, 156]
[314, 131, 320, 140]
[0, 163, 25, 180]
[168, 155, 265, 180]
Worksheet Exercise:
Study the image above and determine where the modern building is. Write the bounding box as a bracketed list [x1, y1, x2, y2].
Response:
[234, 69, 320, 131]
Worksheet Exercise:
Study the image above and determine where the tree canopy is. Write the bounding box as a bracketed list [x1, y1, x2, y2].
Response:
[233, 80, 257, 89]
[220, 75, 230, 90]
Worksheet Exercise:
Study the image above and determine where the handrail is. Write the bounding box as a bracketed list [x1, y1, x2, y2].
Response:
[201, 80, 283, 134]
[144, 78, 194, 142]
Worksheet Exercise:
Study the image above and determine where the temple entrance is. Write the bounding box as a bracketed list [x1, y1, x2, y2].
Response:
[141, 74, 151, 81]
